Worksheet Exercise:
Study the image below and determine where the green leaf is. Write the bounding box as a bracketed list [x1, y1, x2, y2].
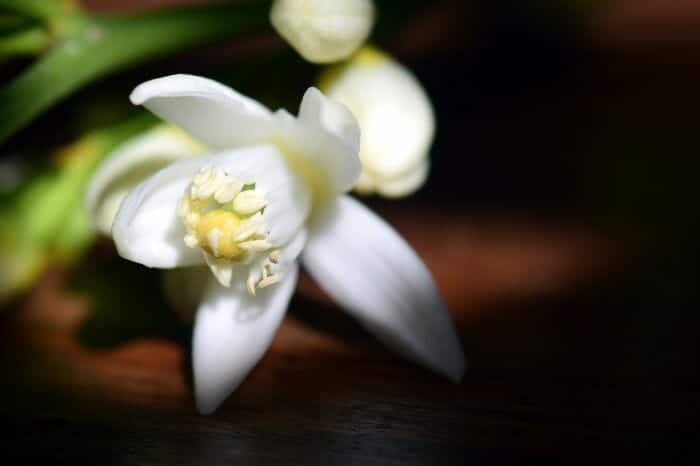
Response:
[0, 2, 270, 145]
[0, 0, 72, 22]
[0, 26, 50, 60]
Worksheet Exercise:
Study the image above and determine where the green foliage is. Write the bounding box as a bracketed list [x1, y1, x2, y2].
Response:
[0, 113, 156, 301]
[0, 1, 270, 145]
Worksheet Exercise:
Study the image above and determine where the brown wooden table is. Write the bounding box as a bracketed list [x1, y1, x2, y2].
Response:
[1, 206, 693, 464]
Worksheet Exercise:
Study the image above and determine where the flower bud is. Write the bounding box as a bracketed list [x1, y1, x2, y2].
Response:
[319, 46, 435, 197]
[271, 0, 375, 64]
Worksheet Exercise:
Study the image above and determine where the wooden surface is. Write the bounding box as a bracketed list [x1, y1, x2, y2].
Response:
[0, 207, 694, 464]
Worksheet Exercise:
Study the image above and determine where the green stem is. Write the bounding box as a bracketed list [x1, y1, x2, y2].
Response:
[0, 26, 50, 58]
[0, 2, 270, 145]
[0, 0, 73, 22]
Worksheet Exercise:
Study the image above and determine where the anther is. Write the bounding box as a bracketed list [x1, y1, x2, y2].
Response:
[233, 190, 268, 215]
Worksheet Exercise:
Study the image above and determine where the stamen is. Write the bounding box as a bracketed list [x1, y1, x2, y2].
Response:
[233, 190, 268, 215]
[233, 212, 264, 242]
[179, 166, 279, 290]
[239, 239, 272, 252]
[214, 180, 243, 203]
[204, 253, 234, 287]
[258, 275, 281, 288]
[246, 274, 257, 296]
[184, 233, 199, 248]
[243, 250, 284, 295]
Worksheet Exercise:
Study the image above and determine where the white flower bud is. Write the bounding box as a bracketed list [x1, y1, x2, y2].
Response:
[270, 0, 375, 64]
[319, 46, 436, 198]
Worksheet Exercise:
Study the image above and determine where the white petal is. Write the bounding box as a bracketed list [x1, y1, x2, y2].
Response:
[298, 87, 360, 154]
[130, 74, 273, 149]
[320, 47, 435, 182]
[112, 145, 310, 269]
[274, 104, 360, 198]
[86, 125, 204, 236]
[193, 264, 298, 414]
[112, 156, 209, 269]
[278, 227, 307, 266]
[302, 195, 465, 382]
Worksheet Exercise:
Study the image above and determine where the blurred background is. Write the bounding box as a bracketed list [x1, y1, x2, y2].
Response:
[0, 0, 698, 463]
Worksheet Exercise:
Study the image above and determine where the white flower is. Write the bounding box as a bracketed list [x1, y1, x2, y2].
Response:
[271, 0, 375, 63]
[96, 74, 464, 414]
[319, 46, 435, 197]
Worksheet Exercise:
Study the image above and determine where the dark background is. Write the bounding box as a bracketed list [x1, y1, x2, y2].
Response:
[1, 0, 698, 463]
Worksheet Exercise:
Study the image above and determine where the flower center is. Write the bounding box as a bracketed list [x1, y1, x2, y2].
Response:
[179, 166, 271, 261]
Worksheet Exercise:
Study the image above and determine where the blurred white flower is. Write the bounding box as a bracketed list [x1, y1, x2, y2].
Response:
[319, 46, 436, 198]
[89, 74, 464, 414]
[271, 0, 375, 63]
[86, 125, 204, 235]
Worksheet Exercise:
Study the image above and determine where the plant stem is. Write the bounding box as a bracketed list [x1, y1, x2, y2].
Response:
[0, 0, 74, 22]
[0, 26, 50, 58]
[0, 2, 271, 145]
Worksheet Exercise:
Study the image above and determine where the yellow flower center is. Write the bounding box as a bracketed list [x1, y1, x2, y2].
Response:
[179, 166, 271, 261]
[196, 209, 243, 259]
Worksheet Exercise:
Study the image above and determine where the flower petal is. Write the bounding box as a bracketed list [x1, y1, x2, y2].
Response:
[86, 125, 204, 236]
[302, 195, 465, 382]
[112, 156, 208, 269]
[298, 87, 360, 155]
[113, 145, 310, 269]
[130, 74, 273, 149]
[274, 100, 360, 197]
[192, 263, 298, 414]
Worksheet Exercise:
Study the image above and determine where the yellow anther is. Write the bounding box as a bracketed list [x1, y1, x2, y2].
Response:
[196, 209, 244, 259]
